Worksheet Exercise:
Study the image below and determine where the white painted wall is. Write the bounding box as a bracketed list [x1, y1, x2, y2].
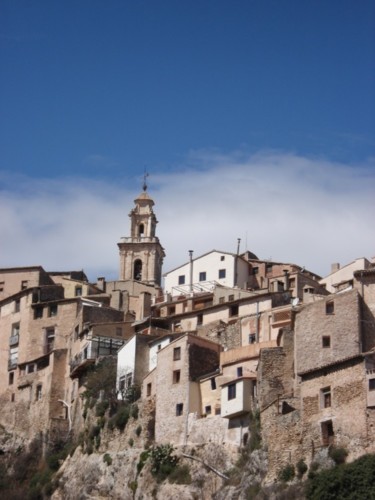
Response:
[116, 336, 136, 397]
[221, 379, 252, 418]
[149, 336, 172, 371]
[320, 257, 370, 293]
[164, 250, 250, 295]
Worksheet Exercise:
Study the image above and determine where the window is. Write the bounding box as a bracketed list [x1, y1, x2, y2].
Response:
[178, 275, 185, 285]
[11, 323, 20, 337]
[210, 378, 216, 390]
[205, 405, 212, 415]
[249, 333, 256, 344]
[169, 306, 176, 315]
[228, 294, 234, 302]
[147, 383, 152, 396]
[228, 383, 236, 400]
[11, 393, 15, 402]
[116, 327, 122, 337]
[34, 307, 43, 319]
[21, 280, 28, 290]
[237, 366, 243, 377]
[326, 301, 334, 314]
[266, 263, 273, 273]
[74, 325, 80, 340]
[321, 386, 331, 408]
[126, 372, 132, 388]
[139, 223, 144, 236]
[9, 372, 14, 385]
[369, 379, 375, 391]
[197, 313, 203, 326]
[48, 304, 58, 317]
[173, 347, 181, 361]
[199, 272, 206, 282]
[252, 267, 259, 275]
[173, 370, 181, 384]
[119, 376, 126, 393]
[36, 384, 42, 401]
[75, 287, 82, 297]
[46, 328, 55, 352]
[218, 269, 226, 279]
[219, 297, 225, 304]
[322, 336, 331, 348]
[0, 281, 4, 292]
[220, 255, 225, 261]
[230, 304, 239, 317]
[27, 364, 35, 374]
[134, 259, 142, 281]
[176, 403, 183, 416]
[289, 278, 296, 289]
[14, 299, 20, 312]
[157, 344, 162, 351]
[215, 407, 221, 415]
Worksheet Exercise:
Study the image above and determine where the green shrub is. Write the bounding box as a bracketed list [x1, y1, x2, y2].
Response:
[137, 450, 150, 474]
[135, 425, 142, 437]
[296, 459, 308, 478]
[278, 463, 295, 483]
[249, 409, 261, 451]
[115, 405, 130, 431]
[328, 446, 348, 465]
[130, 403, 139, 419]
[103, 453, 112, 466]
[96, 400, 109, 417]
[128, 438, 134, 447]
[150, 444, 179, 482]
[129, 480, 138, 494]
[306, 454, 375, 500]
[168, 464, 192, 485]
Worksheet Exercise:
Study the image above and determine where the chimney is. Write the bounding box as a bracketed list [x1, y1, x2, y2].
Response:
[189, 250, 194, 294]
[283, 269, 290, 291]
[96, 277, 106, 292]
[331, 263, 340, 273]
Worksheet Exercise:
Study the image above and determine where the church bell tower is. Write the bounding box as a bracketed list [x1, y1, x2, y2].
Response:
[118, 178, 165, 286]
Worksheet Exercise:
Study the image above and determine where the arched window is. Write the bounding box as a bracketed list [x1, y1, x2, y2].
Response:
[139, 224, 144, 237]
[134, 260, 142, 281]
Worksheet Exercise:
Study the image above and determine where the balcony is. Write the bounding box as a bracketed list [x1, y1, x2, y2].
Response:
[70, 351, 96, 378]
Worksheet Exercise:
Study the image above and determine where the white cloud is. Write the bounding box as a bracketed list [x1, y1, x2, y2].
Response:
[0, 151, 374, 282]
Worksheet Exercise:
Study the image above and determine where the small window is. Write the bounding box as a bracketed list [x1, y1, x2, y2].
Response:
[74, 325, 80, 340]
[205, 405, 212, 415]
[210, 378, 216, 390]
[169, 306, 176, 315]
[252, 267, 259, 275]
[75, 287, 82, 297]
[321, 386, 331, 408]
[215, 407, 221, 415]
[14, 299, 20, 313]
[321, 419, 334, 446]
[199, 272, 206, 282]
[46, 328, 55, 352]
[173, 347, 181, 361]
[157, 344, 162, 351]
[289, 278, 296, 289]
[326, 301, 334, 314]
[178, 275, 185, 285]
[147, 383, 152, 396]
[228, 294, 234, 301]
[228, 383, 236, 400]
[237, 366, 243, 377]
[173, 370, 181, 384]
[249, 333, 256, 344]
[197, 313, 203, 326]
[266, 263, 273, 273]
[230, 304, 239, 317]
[219, 297, 225, 304]
[119, 376, 126, 392]
[9, 372, 14, 385]
[49, 304, 58, 317]
[322, 336, 331, 348]
[176, 403, 183, 416]
[11, 393, 15, 402]
[34, 307, 43, 319]
[0, 281, 4, 292]
[218, 269, 226, 279]
[21, 280, 28, 290]
[27, 364, 35, 374]
[36, 384, 42, 401]
[11, 323, 20, 336]
[369, 379, 375, 391]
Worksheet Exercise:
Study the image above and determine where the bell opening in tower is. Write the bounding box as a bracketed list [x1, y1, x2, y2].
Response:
[139, 224, 144, 237]
[134, 259, 142, 281]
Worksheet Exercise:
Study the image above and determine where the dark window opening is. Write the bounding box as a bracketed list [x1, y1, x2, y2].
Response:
[139, 223, 144, 236]
[176, 403, 183, 416]
[230, 304, 239, 317]
[134, 259, 142, 281]
[36, 384, 42, 401]
[197, 313, 203, 325]
[9, 372, 14, 385]
[321, 386, 331, 408]
[369, 379, 375, 391]
[147, 383, 152, 396]
[322, 336, 331, 348]
[326, 301, 334, 314]
[210, 378, 216, 390]
[48, 304, 58, 317]
[228, 383, 236, 400]
[249, 333, 256, 344]
[34, 307, 43, 319]
[173, 370, 181, 384]
[14, 299, 20, 313]
[205, 405, 212, 415]
[237, 366, 243, 377]
[75, 287, 82, 297]
[199, 272, 207, 282]
[218, 269, 226, 279]
[178, 275, 185, 285]
[173, 347, 181, 361]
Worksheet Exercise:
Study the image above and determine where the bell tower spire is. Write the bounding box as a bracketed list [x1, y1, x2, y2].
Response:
[118, 178, 165, 286]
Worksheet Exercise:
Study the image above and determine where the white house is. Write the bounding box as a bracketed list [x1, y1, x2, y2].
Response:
[163, 250, 251, 296]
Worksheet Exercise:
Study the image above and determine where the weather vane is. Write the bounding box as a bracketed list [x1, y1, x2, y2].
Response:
[142, 168, 149, 191]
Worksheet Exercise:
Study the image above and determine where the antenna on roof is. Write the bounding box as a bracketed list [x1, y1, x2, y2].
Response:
[143, 168, 149, 191]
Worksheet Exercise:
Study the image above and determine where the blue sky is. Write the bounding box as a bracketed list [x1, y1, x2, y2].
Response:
[1, 1, 374, 281]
